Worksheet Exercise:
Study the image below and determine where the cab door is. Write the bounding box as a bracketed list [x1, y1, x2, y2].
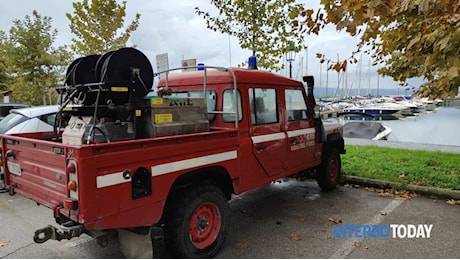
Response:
[249, 87, 287, 177]
[284, 89, 317, 171]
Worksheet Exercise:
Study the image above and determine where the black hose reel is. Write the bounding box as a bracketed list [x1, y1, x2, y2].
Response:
[64, 47, 154, 106]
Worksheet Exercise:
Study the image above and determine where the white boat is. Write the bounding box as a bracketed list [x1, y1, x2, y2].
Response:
[342, 121, 392, 140]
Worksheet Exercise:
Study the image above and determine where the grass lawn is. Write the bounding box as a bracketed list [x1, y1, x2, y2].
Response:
[342, 145, 460, 190]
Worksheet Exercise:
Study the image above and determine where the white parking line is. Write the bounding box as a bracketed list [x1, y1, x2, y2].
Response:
[329, 198, 405, 259]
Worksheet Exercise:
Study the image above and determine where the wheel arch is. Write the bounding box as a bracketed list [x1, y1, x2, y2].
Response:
[160, 166, 234, 223]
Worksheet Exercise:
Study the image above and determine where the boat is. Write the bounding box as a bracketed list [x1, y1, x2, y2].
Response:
[332, 111, 393, 140]
[341, 99, 402, 115]
[342, 106, 400, 116]
[343, 121, 392, 140]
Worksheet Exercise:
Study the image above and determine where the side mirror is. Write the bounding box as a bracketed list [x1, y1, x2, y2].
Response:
[314, 105, 321, 119]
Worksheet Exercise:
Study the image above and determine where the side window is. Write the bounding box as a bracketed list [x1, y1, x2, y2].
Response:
[222, 89, 242, 122]
[285, 89, 308, 121]
[249, 88, 278, 125]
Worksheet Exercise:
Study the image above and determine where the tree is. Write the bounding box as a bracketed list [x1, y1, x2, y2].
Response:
[0, 31, 12, 91]
[195, 0, 305, 70]
[1, 11, 71, 105]
[67, 0, 141, 56]
[295, 0, 460, 99]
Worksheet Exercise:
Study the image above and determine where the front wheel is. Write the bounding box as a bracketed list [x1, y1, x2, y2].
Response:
[164, 184, 230, 258]
[317, 147, 341, 191]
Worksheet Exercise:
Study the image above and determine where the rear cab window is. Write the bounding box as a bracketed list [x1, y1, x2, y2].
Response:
[222, 89, 242, 122]
[172, 90, 217, 121]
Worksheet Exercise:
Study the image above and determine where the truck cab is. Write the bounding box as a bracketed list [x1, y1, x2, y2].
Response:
[158, 67, 343, 193]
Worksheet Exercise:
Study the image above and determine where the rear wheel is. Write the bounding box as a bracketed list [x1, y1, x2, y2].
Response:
[317, 147, 341, 191]
[164, 184, 229, 258]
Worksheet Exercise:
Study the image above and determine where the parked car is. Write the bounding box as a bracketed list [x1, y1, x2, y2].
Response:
[0, 105, 59, 191]
[0, 103, 31, 120]
[0, 105, 59, 134]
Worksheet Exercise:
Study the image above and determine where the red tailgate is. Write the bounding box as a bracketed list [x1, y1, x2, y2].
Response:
[2, 135, 68, 209]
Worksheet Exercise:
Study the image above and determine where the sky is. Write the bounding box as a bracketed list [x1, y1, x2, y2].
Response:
[0, 0, 424, 95]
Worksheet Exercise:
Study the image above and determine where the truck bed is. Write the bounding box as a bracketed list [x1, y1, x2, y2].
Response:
[1, 127, 239, 229]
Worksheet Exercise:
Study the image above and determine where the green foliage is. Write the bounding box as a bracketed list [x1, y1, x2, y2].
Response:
[195, 0, 305, 70]
[67, 0, 141, 56]
[343, 145, 460, 190]
[296, 0, 460, 99]
[0, 11, 71, 105]
[0, 31, 12, 90]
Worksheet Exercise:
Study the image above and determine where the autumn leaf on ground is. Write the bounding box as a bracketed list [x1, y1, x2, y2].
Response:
[353, 241, 361, 247]
[376, 189, 417, 199]
[237, 242, 249, 249]
[290, 233, 302, 241]
[446, 199, 460, 205]
[363, 245, 369, 249]
[328, 217, 342, 224]
[0, 241, 11, 247]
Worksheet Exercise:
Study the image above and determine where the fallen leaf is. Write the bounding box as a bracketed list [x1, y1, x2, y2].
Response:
[375, 188, 417, 199]
[237, 242, 249, 249]
[446, 199, 460, 205]
[290, 233, 302, 241]
[328, 217, 343, 224]
[353, 241, 361, 247]
[363, 245, 369, 249]
[380, 212, 387, 216]
[0, 241, 11, 247]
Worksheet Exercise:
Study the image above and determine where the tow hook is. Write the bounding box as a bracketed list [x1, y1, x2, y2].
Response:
[33, 222, 84, 243]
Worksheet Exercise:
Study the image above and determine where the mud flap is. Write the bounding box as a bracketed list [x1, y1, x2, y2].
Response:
[118, 229, 153, 259]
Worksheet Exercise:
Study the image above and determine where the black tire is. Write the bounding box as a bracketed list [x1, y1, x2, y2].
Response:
[164, 184, 230, 258]
[317, 147, 341, 191]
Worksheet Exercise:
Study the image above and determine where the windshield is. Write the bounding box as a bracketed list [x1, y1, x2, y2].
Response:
[0, 113, 29, 134]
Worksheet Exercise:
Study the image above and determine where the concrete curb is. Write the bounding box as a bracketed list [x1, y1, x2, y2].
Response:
[343, 175, 460, 200]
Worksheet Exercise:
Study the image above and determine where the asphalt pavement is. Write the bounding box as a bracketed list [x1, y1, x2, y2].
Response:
[1, 179, 459, 258]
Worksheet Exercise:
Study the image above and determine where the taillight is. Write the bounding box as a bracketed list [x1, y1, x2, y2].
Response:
[67, 180, 77, 191]
[66, 163, 76, 173]
[66, 160, 78, 201]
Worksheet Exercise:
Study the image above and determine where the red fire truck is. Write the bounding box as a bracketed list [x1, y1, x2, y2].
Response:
[0, 48, 344, 258]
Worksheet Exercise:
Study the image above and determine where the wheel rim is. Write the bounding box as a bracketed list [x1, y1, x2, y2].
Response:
[328, 155, 339, 181]
[189, 202, 221, 249]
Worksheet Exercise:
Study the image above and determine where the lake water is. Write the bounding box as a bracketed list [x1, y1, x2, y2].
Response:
[382, 107, 460, 146]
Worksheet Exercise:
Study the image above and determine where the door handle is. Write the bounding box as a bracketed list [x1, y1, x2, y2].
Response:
[256, 145, 266, 152]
